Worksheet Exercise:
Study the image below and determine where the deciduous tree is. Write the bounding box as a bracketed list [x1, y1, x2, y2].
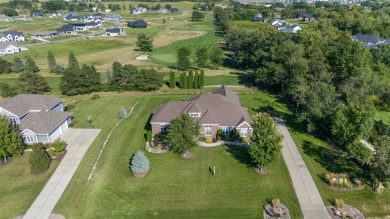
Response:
[195, 47, 208, 68]
[177, 47, 191, 70]
[0, 115, 23, 162]
[371, 136, 390, 193]
[191, 10, 205, 21]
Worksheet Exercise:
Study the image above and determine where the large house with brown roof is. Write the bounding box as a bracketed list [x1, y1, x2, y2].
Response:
[150, 86, 252, 139]
[0, 94, 71, 144]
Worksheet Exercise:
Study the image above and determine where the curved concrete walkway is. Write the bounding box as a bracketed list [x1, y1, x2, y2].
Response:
[276, 119, 330, 219]
[24, 128, 101, 219]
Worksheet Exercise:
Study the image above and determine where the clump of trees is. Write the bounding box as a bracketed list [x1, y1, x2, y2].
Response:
[136, 33, 153, 52]
[60, 64, 101, 96]
[18, 72, 50, 94]
[370, 136, 390, 193]
[47, 51, 65, 74]
[130, 151, 150, 177]
[177, 46, 225, 69]
[191, 11, 205, 21]
[165, 113, 199, 156]
[0, 115, 24, 162]
[248, 113, 283, 171]
[178, 70, 204, 89]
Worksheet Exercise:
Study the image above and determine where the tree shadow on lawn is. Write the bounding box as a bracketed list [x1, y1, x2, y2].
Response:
[302, 141, 366, 179]
[225, 145, 254, 168]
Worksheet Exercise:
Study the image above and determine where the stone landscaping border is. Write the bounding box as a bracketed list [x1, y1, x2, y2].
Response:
[326, 205, 365, 219]
[263, 203, 291, 219]
[145, 142, 169, 154]
[324, 182, 365, 191]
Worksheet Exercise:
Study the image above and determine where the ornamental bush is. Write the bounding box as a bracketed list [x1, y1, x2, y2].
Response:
[217, 129, 223, 140]
[29, 145, 51, 174]
[119, 107, 127, 118]
[130, 151, 150, 174]
[205, 136, 212, 143]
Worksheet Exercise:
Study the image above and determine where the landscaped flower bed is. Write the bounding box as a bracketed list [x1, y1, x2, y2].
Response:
[325, 173, 365, 191]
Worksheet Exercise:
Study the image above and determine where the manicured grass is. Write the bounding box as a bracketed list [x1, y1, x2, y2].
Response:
[149, 14, 222, 67]
[0, 76, 61, 93]
[375, 111, 390, 124]
[53, 93, 302, 218]
[204, 75, 247, 86]
[0, 154, 60, 219]
[239, 94, 390, 217]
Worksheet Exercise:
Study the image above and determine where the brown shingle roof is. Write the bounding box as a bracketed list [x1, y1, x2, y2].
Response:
[0, 94, 62, 117]
[19, 111, 71, 134]
[151, 85, 251, 127]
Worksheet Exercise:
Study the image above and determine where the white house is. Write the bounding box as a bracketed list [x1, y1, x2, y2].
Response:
[0, 94, 72, 144]
[105, 27, 125, 36]
[0, 14, 12, 22]
[3, 31, 25, 42]
[0, 41, 21, 55]
[131, 7, 147, 15]
[280, 25, 302, 33]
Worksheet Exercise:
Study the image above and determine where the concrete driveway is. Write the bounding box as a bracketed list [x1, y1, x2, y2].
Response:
[24, 128, 101, 219]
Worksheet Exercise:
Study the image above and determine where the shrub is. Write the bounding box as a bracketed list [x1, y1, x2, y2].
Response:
[29, 145, 51, 174]
[91, 93, 100, 100]
[212, 137, 217, 143]
[205, 136, 212, 143]
[335, 199, 345, 210]
[65, 104, 75, 111]
[119, 107, 127, 118]
[240, 137, 248, 143]
[229, 128, 237, 141]
[146, 130, 152, 142]
[217, 129, 223, 140]
[130, 151, 150, 174]
[51, 139, 66, 152]
[68, 121, 76, 127]
[198, 136, 205, 142]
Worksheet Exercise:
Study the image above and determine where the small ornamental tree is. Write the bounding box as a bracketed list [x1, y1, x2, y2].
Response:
[119, 107, 127, 118]
[47, 51, 56, 72]
[12, 56, 24, 72]
[29, 144, 51, 174]
[0, 115, 23, 162]
[249, 113, 283, 171]
[24, 56, 39, 73]
[130, 151, 150, 175]
[165, 113, 199, 155]
[136, 33, 153, 51]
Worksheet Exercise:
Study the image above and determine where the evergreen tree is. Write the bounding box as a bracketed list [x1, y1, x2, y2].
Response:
[0, 115, 23, 162]
[18, 72, 50, 94]
[29, 144, 51, 174]
[169, 71, 175, 88]
[194, 71, 199, 89]
[0, 82, 17, 97]
[187, 71, 193, 89]
[12, 56, 24, 73]
[136, 33, 153, 51]
[24, 56, 39, 73]
[47, 51, 56, 72]
[195, 47, 208, 68]
[68, 51, 79, 69]
[130, 151, 150, 174]
[60, 64, 101, 96]
[0, 58, 12, 73]
[183, 72, 187, 89]
[199, 70, 205, 88]
[119, 107, 127, 118]
[177, 47, 191, 70]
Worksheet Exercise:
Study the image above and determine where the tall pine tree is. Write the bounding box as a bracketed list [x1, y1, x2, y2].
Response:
[18, 72, 50, 94]
[24, 56, 39, 73]
[199, 70, 205, 88]
[47, 51, 57, 72]
[187, 71, 193, 89]
[68, 51, 79, 69]
[169, 71, 175, 88]
[12, 56, 24, 73]
[194, 71, 199, 89]
[183, 72, 187, 89]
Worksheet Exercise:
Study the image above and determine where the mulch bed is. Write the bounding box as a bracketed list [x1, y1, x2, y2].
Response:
[50, 150, 67, 160]
[263, 203, 291, 219]
[256, 168, 269, 175]
[182, 151, 192, 159]
[0, 157, 13, 166]
[134, 170, 149, 179]
[324, 182, 365, 191]
[326, 205, 365, 219]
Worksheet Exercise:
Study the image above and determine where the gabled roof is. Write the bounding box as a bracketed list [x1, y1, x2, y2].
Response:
[151, 85, 251, 127]
[127, 19, 147, 28]
[297, 12, 314, 18]
[30, 31, 57, 36]
[251, 16, 266, 22]
[19, 111, 71, 134]
[106, 27, 123, 33]
[0, 41, 18, 50]
[57, 24, 75, 32]
[4, 31, 24, 37]
[72, 23, 86, 27]
[352, 34, 383, 44]
[0, 94, 62, 117]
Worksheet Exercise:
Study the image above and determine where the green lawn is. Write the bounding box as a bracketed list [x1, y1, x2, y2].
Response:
[0, 154, 60, 219]
[149, 14, 222, 67]
[0, 76, 61, 93]
[53, 93, 302, 218]
[239, 94, 390, 217]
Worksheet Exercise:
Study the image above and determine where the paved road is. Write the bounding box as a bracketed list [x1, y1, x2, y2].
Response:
[276, 119, 330, 219]
[24, 128, 101, 219]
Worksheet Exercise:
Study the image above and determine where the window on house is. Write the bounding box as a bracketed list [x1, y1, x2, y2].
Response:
[222, 127, 231, 135]
[9, 118, 18, 125]
[240, 128, 248, 137]
[160, 124, 168, 132]
[24, 135, 35, 143]
[189, 113, 201, 117]
[205, 125, 211, 136]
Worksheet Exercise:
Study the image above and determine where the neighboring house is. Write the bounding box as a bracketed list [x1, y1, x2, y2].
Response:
[14, 16, 32, 21]
[127, 19, 147, 28]
[30, 12, 44, 17]
[269, 19, 287, 30]
[280, 25, 302, 33]
[251, 16, 267, 22]
[0, 41, 20, 55]
[150, 85, 252, 139]
[105, 9, 112, 13]
[107, 14, 122, 20]
[30, 31, 58, 39]
[0, 36, 8, 42]
[85, 21, 100, 28]
[64, 11, 77, 17]
[72, 23, 87, 31]
[0, 94, 72, 144]
[51, 12, 61, 17]
[352, 34, 385, 48]
[0, 14, 12, 22]
[131, 7, 147, 15]
[171, 8, 179, 13]
[157, 8, 168, 14]
[63, 15, 81, 21]
[105, 27, 125, 36]
[3, 31, 25, 42]
[296, 12, 314, 21]
[92, 13, 106, 19]
[57, 24, 75, 35]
